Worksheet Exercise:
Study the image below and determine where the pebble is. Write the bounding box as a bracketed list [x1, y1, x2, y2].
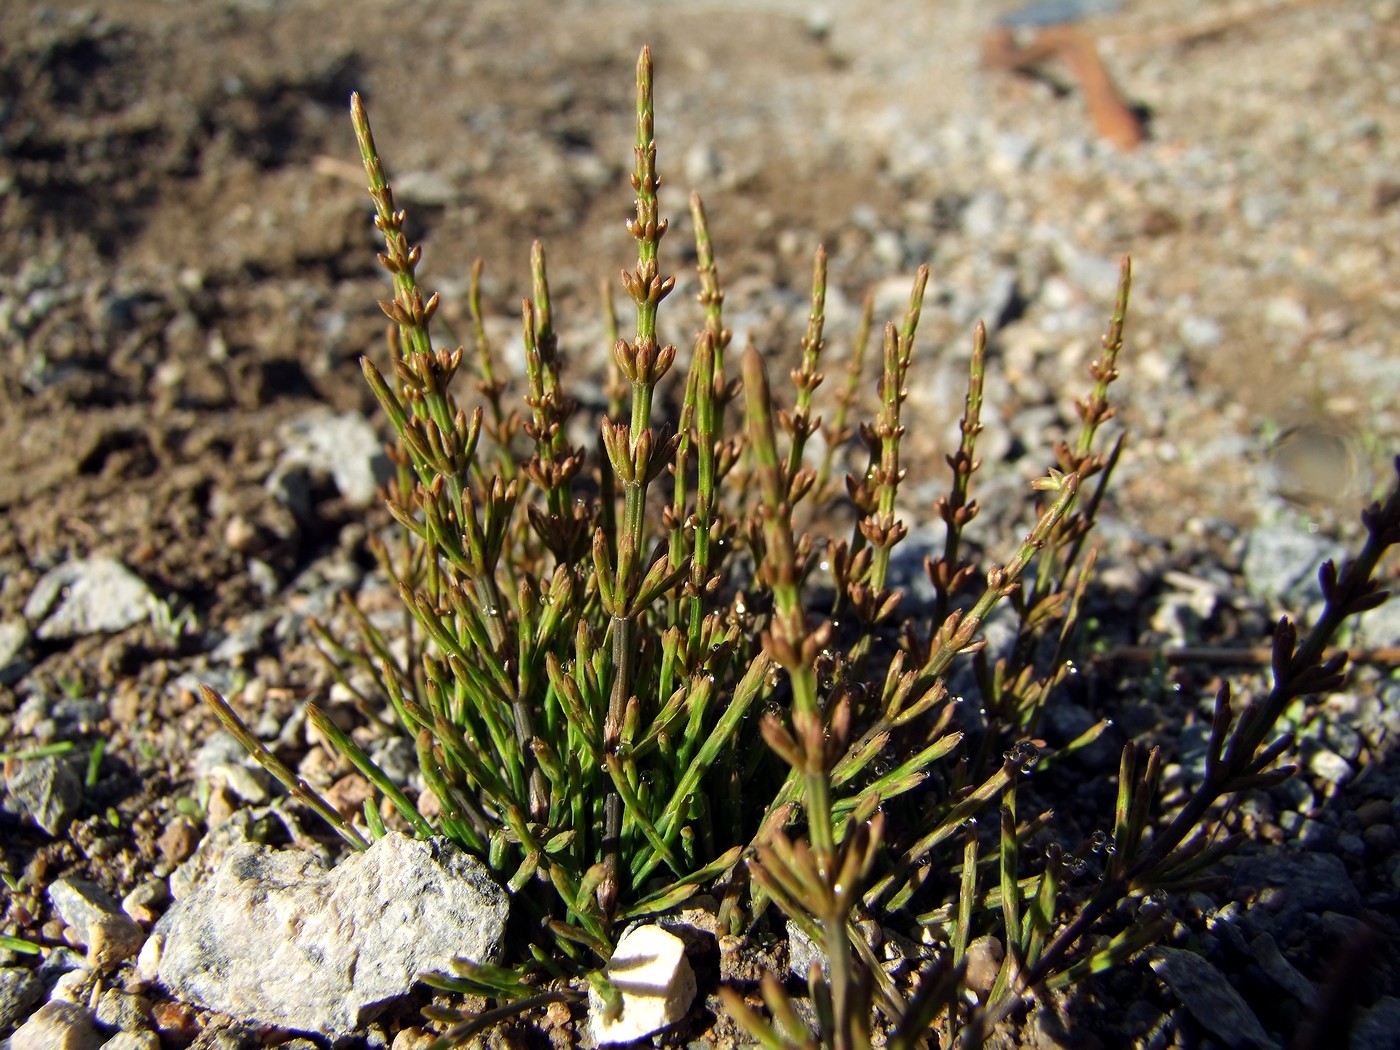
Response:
[156, 818, 201, 867]
[149, 999, 199, 1045]
[1178, 315, 1223, 351]
[1240, 525, 1338, 608]
[1042, 700, 1119, 771]
[589, 925, 696, 1045]
[785, 921, 824, 981]
[1145, 948, 1275, 1050]
[277, 409, 389, 509]
[0, 967, 44, 1030]
[1306, 748, 1354, 786]
[22, 558, 155, 640]
[1264, 296, 1310, 331]
[1249, 933, 1316, 1008]
[92, 990, 152, 1033]
[963, 935, 1005, 1000]
[49, 968, 96, 1005]
[0, 619, 28, 684]
[3, 756, 82, 835]
[11, 1001, 102, 1050]
[1355, 798, 1393, 827]
[1280, 813, 1337, 851]
[87, 913, 145, 972]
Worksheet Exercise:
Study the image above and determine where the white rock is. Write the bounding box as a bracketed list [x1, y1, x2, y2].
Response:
[277, 409, 389, 508]
[23, 559, 153, 640]
[590, 925, 696, 1045]
[152, 831, 507, 1036]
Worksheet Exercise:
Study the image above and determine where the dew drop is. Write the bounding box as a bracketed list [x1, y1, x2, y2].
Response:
[1007, 740, 1041, 771]
[819, 560, 831, 573]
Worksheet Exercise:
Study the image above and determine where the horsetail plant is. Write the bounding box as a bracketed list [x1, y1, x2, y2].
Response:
[202, 43, 1400, 1049]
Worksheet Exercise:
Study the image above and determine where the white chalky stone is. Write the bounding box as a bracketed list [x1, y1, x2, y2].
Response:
[590, 925, 696, 1045]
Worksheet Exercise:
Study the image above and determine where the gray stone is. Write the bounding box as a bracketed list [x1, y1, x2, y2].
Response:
[786, 921, 823, 981]
[1231, 851, 1360, 915]
[1240, 526, 1338, 608]
[23, 559, 154, 640]
[393, 170, 457, 207]
[365, 737, 417, 789]
[92, 990, 151, 1034]
[1050, 237, 1122, 301]
[167, 804, 333, 902]
[0, 619, 28, 684]
[192, 734, 271, 803]
[0, 967, 43, 1030]
[1249, 933, 1315, 1008]
[1280, 813, 1338, 851]
[1356, 595, 1400, 648]
[3, 756, 82, 835]
[961, 190, 1005, 241]
[1351, 996, 1400, 1050]
[277, 410, 389, 509]
[1178, 315, 1224, 351]
[10, 1001, 101, 1050]
[1177, 722, 1213, 785]
[152, 831, 508, 1036]
[1146, 948, 1276, 1049]
[48, 880, 126, 936]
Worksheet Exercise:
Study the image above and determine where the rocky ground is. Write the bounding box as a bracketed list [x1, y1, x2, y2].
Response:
[4, 0, 1400, 1047]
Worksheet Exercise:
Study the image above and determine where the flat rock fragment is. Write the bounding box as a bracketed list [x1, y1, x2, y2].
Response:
[23, 558, 154, 639]
[3, 755, 82, 835]
[1146, 947, 1277, 1050]
[152, 831, 508, 1037]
